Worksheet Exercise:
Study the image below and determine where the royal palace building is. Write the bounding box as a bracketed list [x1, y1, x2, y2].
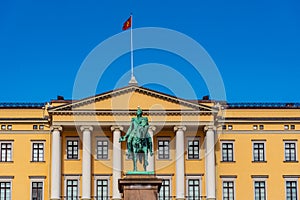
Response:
[0, 84, 300, 200]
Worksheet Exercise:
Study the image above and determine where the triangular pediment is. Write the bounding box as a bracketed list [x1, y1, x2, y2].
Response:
[48, 85, 216, 114]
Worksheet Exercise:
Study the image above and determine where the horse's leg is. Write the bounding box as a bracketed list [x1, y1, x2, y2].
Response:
[143, 148, 148, 171]
[133, 151, 137, 171]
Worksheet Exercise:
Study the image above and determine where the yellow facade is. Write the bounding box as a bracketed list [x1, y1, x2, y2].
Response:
[0, 85, 300, 200]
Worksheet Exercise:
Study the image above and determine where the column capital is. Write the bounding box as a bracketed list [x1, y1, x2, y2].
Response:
[174, 125, 186, 132]
[50, 125, 63, 132]
[111, 125, 124, 132]
[80, 126, 93, 132]
[204, 125, 216, 132]
[148, 125, 156, 132]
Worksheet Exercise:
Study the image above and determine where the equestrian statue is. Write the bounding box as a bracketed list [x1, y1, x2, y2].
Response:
[119, 107, 153, 171]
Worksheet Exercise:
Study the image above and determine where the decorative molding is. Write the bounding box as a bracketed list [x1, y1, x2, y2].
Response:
[220, 175, 237, 178]
[29, 176, 46, 179]
[148, 125, 156, 132]
[251, 175, 269, 178]
[174, 125, 186, 132]
[110, 125, 124, 132]
[80, 126, 93, 132]
[204, 125, 216, 132]
[283, 175, 300, 178]
[50, 126, 63, 132]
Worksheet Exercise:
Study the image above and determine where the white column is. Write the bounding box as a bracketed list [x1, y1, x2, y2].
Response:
[111, 126, 123, 200]
[50, 126, 62, 200]
[81, 126, 93, 200]
[205, 125, 216, 200]
[148, 125, 156, 172]
[174, 126, 186, 200]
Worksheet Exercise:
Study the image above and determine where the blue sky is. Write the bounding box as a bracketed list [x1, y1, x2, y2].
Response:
[0, 0, 299, 103]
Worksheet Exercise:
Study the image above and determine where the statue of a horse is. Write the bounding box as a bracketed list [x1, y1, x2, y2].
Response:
[131, 126, 153, 171]
[119, 107, 153, 171]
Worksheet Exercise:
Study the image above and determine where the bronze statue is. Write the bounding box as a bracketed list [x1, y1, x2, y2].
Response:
[119, 107, 153, 171]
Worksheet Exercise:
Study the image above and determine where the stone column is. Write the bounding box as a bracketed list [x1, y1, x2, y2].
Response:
[80, 126, 93, 200]
[174, 126, 186, 200]
[148, 126, 156, 172]
[50, 126, 62, 200]
[205, 125, 216, 200]
[111, 126, 123, 200]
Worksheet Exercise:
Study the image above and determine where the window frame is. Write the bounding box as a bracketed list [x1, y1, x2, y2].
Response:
[221, 140, 235, 162]
[96, 137, 110, 160]
[64, 175, 80, 200]
[252, 141, 266, 162]
[222, 177, 236, 200]
[0, 176, 13, 200]
[31, 141, 45, 162]
[186, 137, 200, 160]
[94, 175, 110, 200]
[157, 175, 172, 200]
[186, 175, 202, 200]
[0, 141, 13, 162]
[65, 137, 80, 160]
[30, 177, 45, 200]
[285, 178, 298, 200]
[284, 140, 298, 162]
[157, 137, 171, 160]
[252, 177, 267, 200]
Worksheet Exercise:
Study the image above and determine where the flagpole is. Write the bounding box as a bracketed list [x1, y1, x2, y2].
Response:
[130, 14, 134, 79]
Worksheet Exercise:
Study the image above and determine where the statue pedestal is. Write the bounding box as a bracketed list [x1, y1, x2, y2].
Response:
[118, 174, 163, 200]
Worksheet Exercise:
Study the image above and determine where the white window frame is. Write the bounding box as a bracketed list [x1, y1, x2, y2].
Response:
[65, 137, 80, 160]
[284, 140, 298, 162]
[157, 175, 172, 200]
[0, 176, 13, 200]
[252, 177, 267, 200]
[95, 137, 110, 160]
[157, 137, 171, 160]
[30, 176, 45, 200]
[220, 140, 235, 162]
[186, 175, 202, 200]
[252, 140, 266, 162]
[0, 140, 14, 162]
[222, 177, 236, 200]
[31, 141, 45, 162]
[94, 175, 110, 200]
[186, 137, 200, 160]
[64, 175, 80, 199]
[284, 177, 298, 200]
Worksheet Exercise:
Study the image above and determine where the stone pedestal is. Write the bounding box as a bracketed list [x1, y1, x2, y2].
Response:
[118, 174, 163, 200]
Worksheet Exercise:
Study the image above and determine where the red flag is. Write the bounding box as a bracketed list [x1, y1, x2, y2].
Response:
[122, 16, 132, 30]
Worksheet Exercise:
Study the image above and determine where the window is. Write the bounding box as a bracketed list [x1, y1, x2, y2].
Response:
[67, 140, 79, 159]
[32, 143, 44, 162]
[187, 179, 200, 200]
[66, 180, 78, 200]
[253, 125, 258, 130]
[39, 125, 44, 130]
[0, 182, 11, 200]
[187, 139, 200, 159]
[223, 181, 234, 200]
[32, 182, 43, 200]
[6, 125, 12, 130]
[96, 139, 109, 160]
[291, 125, 296, 130]
[285, 142, 297, 162]
[259, 125, 264, 130]
[1, 125, 6, 130]
[253, 142, 265, 162]
[96, 179, 108, 200]
[228, 125, 233, 130]
[159, 179, 170, 200]
[222, 125, 227, 130]
[284, 125, 290, 130]
[222, 142, 234, 162]
[286, 181, 297, 200]
[33, 125, 38, 130]
[158, 139, 170, 159]
[0, 142, 12, 162]
[254, 181, 266, 200]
